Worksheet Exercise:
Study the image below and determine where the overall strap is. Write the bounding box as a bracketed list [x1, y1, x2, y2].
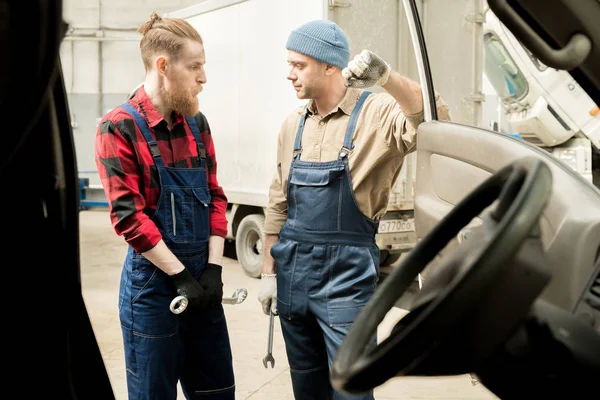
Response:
[292, 106, 309, 161]
[120, 102, 164, 168]
[185, 116, 207, 161]
[339, 90, 371, 160]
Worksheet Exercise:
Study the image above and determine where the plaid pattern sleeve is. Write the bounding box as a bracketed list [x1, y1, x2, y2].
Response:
[94, 106, 163, 252]
[195, 114, 228, 239]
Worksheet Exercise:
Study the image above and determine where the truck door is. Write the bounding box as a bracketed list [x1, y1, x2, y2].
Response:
[405, 0, 600, 310]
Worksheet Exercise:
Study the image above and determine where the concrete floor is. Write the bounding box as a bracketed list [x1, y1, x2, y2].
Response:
[79, 209, 499, 400]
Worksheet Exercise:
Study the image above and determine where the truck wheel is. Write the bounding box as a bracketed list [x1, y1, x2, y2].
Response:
[235, 214, 265, 278]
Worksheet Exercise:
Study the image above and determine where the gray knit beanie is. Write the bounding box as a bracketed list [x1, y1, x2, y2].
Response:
[286, 20, 350, 69]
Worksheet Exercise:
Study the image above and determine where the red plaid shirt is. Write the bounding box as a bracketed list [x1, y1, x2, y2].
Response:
[94, 86, 228, 253]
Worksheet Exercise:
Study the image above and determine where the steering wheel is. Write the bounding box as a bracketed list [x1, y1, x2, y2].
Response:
[330, 156, 553, 395]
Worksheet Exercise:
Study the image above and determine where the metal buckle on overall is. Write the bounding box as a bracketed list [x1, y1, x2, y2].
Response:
[149, 142, 161, 158]
[197, 144, 206, 159]
[293, 149, 302, 159]
[339, 146, 353, 159]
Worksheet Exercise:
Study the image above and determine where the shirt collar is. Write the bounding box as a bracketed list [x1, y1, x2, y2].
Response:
[298, 88, 363, 117]
[132, 85, 185, 128]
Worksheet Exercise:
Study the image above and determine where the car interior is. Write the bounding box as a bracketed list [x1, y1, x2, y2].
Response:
[2, 0, 598, 399]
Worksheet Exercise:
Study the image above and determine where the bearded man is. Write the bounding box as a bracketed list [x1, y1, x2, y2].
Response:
[94, 11, 234, 400]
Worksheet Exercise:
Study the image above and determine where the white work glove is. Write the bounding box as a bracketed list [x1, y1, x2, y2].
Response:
[342, 49, 391, 88]
[257, 273, 277, 315]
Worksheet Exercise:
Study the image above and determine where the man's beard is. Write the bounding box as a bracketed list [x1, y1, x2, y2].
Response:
[162, 84, 199, 117]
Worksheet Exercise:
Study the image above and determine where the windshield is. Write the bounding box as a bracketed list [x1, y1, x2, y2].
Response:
[484, 32, 529, 101]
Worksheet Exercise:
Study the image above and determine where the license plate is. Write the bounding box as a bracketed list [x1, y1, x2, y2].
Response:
[378, 218, 415, 234]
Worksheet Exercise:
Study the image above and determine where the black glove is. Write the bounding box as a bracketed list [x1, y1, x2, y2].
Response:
[198, 263, 223, 307]
[170, 268, 207, 309]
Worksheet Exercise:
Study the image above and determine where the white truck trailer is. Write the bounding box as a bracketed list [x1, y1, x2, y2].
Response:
[166, 0, 418, 278]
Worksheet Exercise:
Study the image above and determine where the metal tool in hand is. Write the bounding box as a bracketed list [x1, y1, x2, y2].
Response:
[263, 310, 275, 368]
[169, 288, 248, 314]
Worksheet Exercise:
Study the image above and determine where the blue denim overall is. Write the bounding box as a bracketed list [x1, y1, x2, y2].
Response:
[118, 103, 235, 400]
[271, 91, 379, 400]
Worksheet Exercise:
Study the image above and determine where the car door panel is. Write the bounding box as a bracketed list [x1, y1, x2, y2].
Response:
[0, 1, 117, 397]
[415, 119, 600, 311]
[401, 0, 600, 312]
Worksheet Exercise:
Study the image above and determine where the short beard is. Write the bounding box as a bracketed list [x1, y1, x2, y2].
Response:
[161, 85, 199, 117]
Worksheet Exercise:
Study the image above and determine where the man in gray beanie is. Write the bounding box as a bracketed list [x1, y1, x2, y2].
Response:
[257, 19, 450, 400]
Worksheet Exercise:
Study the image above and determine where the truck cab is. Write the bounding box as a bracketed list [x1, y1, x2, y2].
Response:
[482, 8, 600, 187]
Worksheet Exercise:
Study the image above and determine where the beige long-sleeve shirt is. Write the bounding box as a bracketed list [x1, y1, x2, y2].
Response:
[264, 87, 450, 235]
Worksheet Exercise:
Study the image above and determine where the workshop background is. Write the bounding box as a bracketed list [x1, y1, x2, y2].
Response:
[66, 1, 501, 398]
[60, 0, 495, 193]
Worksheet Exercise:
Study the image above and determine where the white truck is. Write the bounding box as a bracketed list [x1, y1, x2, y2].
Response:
[166, 0, 417, 278]
[482, 8, 600, 188]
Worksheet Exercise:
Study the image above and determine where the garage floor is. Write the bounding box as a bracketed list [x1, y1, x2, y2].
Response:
[79, 209, 499, 399]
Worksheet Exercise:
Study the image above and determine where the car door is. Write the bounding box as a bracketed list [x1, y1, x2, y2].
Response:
[0, 0, 116, 397]
[402, 0, 600, 312]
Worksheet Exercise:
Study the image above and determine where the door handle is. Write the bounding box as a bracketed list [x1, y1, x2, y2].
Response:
[488, 0, 592, 70]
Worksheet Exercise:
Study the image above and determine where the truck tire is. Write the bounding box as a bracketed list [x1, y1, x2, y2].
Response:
[235, 214, 265, 278]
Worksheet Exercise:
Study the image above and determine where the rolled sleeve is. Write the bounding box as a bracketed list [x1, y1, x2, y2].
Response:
[396, 93, 451, 153]
[264, 130, 288, 235]
[204, 127, 228, 238]
[378, 92, 451, 154]
[95, 113, 162, 254]
[396, 109, 423, 154]
[264, 166, 288, 235]
[434, 94, 452, 122]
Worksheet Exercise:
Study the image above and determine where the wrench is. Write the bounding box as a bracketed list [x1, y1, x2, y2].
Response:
[262, 310, 275, 368]
[169, 288, 248, 314]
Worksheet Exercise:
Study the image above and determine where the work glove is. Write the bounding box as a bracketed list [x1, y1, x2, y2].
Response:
[257, 273, 277, 315]
[198, 263, 224, 307]
[342, 49, 391, 88]
[170, 268, 208, 309]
